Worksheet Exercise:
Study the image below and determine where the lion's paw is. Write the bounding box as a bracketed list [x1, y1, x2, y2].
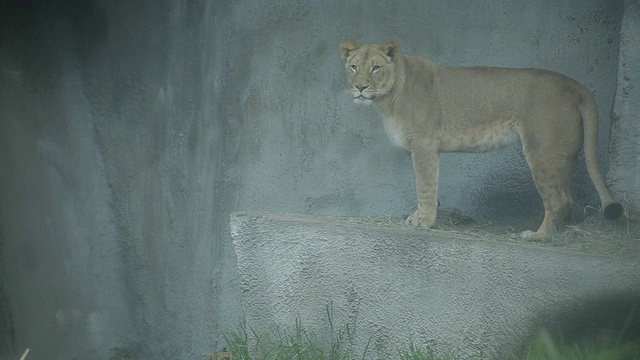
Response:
[520, 230, 551, 240]
[406, 210, 435, 228]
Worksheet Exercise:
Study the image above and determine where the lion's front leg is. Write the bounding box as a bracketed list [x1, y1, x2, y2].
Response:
[406, 147, 440, 228]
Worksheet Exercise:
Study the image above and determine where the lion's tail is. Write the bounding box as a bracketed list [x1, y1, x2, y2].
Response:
[579, 89, 623, 220]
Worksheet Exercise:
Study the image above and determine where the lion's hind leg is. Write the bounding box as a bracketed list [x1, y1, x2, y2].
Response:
[521, 180, 574, 239]
[521, 137, 579, 240]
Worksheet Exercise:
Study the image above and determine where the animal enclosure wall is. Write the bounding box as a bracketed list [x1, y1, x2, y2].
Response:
[0, 1, 637, 359]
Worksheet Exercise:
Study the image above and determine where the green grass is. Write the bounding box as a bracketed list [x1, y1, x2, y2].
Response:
[225, 304, 368, 360]
[519, 329, 640, 360]
[224, 321, 465, 360]
[224, 310, 640, 360]
[224, 303, 463, 360]
[225, 323, 458, 360]
[398, 341, 464, 360]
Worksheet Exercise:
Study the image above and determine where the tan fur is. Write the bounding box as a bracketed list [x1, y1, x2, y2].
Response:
[339, 39, 622, 238]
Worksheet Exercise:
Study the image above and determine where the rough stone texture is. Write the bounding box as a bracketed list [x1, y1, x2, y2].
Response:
[609, 0, 640, 208]
[0, 2, 226, 359]
[0, 1, 636, 359]
[232, 212, 640, 359]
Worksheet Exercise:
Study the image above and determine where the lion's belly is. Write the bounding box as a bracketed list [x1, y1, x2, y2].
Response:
[381, 114, 519, 152]
[439, 125, 519, 153]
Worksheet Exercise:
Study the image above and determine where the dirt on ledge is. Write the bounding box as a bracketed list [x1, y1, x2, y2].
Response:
[341, 203, 640, 258]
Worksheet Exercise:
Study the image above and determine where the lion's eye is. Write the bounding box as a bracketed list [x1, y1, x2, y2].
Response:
[350, 64, 358, 72]
[372, 65, 381, 72]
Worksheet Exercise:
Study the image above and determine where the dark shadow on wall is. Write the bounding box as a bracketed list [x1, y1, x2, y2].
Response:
[0, 0, 107, 356]
[514, 291, 640, 358]
[0, 0, 107, 87]
[0, 248, 16, 356]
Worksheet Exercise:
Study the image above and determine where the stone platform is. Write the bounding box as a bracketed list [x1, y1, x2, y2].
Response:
[231, 212, 640, 358]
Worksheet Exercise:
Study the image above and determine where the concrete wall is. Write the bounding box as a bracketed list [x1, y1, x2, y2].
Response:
[0, 2, 227, 359]
[0, 0, 636, 359]
[609, 0, 640, 207]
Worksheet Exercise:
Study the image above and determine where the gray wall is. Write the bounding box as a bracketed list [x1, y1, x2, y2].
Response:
[609, 0, 640, 207]
[0, 1, 636, 359]
[0, 2, 226, 359]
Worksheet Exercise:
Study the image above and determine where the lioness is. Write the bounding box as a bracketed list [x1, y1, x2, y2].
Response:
[339, 39, 622, 238]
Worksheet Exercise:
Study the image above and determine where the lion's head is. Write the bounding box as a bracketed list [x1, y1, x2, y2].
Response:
[339, 39, 400, 104]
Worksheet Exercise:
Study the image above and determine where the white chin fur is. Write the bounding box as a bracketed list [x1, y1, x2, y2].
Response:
[353, 97, 373, 106]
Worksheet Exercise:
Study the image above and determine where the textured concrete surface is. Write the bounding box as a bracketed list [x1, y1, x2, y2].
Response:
[0, 2, 226, 359]
[232, 212, 640, 358]
[609, 0, 640, 207]
[0, 1, 637, 359]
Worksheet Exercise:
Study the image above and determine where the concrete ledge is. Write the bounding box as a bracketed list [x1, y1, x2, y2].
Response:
[231, 212, 640, 358]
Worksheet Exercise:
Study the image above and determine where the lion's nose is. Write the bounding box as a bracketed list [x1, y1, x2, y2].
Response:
[355, 84, 369, 92]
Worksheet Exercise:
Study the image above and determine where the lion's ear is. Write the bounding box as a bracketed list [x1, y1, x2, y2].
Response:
[340, 39, 358, 62]
[380, 39, 400, 59]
